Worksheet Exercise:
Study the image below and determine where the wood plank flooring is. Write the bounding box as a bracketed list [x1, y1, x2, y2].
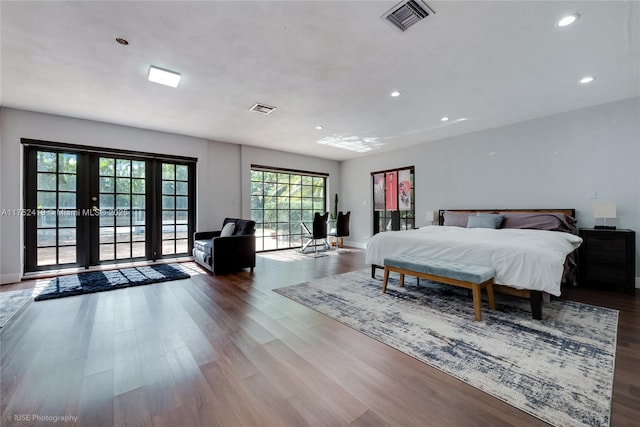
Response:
[1, 251, 638, 426]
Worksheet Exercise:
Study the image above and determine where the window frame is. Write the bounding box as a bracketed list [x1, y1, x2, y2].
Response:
[250, 165, 329, 252]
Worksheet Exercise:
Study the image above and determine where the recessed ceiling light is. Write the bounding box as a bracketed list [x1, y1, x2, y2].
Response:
[440, 116, 449, 122]
[557, 14, 579, 27]
[115, 37, 129, 45]
[390, 91, 401, 97]
[580, 76, 595, 84]
[315, 126, 323, 130]
[148, 66, 181, 88]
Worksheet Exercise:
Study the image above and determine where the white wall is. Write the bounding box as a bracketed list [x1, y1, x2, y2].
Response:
[340, 97, 640, 279]
[0, 108, 241, 284]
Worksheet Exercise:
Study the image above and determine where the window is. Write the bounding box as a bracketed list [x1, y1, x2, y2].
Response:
[371, 166, 415, 233]
[250, 166, 328, 251]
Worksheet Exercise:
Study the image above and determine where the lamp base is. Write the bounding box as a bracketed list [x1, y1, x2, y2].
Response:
[594, 225, 617, 230]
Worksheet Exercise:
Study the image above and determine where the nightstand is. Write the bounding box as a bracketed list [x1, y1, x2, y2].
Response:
[578, 228, 636, 295]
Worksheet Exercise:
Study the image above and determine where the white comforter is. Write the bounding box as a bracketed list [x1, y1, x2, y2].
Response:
[365, 226, 583, 296]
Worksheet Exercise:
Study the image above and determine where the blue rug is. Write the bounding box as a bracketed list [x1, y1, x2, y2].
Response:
[35, 264, 190, 301]
[0, 288, 33, 328]
[274, 269, 618, 427]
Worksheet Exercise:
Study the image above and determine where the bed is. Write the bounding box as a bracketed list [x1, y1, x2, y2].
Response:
[366, 209, 582, 319]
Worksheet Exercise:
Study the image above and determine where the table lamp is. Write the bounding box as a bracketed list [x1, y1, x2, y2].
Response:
[425, 210, 437, 225]
[594, 203, 616, 230]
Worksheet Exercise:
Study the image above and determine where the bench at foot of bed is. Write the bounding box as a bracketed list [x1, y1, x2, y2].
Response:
[382, 256, 496, 322]
[375, 261, 544, 321]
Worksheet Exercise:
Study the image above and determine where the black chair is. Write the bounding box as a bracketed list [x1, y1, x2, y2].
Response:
[192, 218, 256, 274]
[301, 212, 329, 254]
[329, 211, 350, 248]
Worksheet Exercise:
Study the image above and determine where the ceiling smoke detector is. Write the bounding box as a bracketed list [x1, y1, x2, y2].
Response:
[382, 0, 435, 32]
[249, 103, 276, 115]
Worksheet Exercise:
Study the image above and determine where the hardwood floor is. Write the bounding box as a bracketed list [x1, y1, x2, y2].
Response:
[1, 251, 638, 426]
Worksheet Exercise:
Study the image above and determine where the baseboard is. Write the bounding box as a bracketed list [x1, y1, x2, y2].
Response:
[348, 240, 367, 249]
[0, 273, 22, 285]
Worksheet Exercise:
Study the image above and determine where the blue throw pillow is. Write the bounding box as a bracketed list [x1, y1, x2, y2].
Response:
[467, 214, 504, 229]
[475, 213, 505, 228]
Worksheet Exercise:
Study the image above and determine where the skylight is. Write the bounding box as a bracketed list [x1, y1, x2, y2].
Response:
[148, 66, 181, 88]
[316, 134, 385, 153]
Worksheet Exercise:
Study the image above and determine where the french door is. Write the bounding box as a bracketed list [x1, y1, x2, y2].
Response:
[24, 141, 195, 272]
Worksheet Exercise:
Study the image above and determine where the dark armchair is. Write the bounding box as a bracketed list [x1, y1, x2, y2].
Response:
[193, 218, 256, 274]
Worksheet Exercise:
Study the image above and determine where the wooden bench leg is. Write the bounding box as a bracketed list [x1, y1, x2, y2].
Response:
[472, 283, 482, 321]
[486, 280, 496, 310]
[399, 273, 405, 288]
[382, 268, 390, 293]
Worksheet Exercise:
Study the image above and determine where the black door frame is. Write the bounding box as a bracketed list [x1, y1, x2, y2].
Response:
[22, 139, 196, 273]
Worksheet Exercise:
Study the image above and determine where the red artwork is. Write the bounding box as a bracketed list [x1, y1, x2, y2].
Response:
[386, 172, 397, 210]
[398, 169, 411, 211]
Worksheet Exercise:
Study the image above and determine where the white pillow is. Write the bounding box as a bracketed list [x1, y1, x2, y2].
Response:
[220, 222, 235, 237]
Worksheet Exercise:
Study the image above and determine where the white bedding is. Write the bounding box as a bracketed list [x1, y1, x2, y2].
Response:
[365, 226, 583, 296]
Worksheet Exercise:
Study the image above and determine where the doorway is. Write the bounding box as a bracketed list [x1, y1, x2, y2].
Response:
[23, 141, 195, 272]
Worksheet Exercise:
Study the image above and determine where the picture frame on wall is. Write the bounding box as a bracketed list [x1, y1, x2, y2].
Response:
[385, 172, 397, 210]
[371, 166, 414, 234]
[398, 169, 411, 211]
[373, 173, 385, 210]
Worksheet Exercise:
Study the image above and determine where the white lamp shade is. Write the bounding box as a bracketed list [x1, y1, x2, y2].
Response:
[425, 211, 437, 222]
[594, 203, 617, 219]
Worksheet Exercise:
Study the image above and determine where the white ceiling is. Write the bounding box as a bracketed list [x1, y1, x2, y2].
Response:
[1, 1, 638, 161]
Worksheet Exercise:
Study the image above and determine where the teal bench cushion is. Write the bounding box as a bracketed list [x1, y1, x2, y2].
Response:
[384, 256, 495, 284]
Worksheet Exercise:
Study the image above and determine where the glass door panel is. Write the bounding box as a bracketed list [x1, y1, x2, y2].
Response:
[34, 150, 78, 267]
[160, 163, 189, 256]
[98, 157, 146, 262]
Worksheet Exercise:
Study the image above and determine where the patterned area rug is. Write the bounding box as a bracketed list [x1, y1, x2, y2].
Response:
[0, 288, 33, 328]
[35, 263, 190, 301]
[258, 247, 360, 262]
[274, 269, 618, 427]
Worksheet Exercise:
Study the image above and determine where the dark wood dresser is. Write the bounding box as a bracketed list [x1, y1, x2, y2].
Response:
[578, 228, 636, 295]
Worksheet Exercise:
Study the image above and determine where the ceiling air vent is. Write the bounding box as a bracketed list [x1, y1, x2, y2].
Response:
[381, 0, 435, 32]
[250, 103, 276, 115]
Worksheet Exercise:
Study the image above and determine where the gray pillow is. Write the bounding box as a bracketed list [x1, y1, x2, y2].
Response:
[220, 222, 235, 237]
[475, 213, 505, 228]
[499, 212, 576, 233]
[467, 215, 500, 229]
[443, 211, 471, 227]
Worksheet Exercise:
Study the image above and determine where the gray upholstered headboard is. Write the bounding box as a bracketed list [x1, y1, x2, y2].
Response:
[438, 209, 576, 226]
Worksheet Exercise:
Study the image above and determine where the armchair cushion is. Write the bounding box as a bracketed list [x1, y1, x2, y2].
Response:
[220, 222, 235, 237]
[233, 219, 256, 236]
